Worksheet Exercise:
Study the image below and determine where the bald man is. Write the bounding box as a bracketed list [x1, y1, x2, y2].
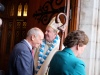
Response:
[9, 27, 44, 75]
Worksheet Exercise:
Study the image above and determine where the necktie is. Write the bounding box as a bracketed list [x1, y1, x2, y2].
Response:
[32, 49, 34, 58]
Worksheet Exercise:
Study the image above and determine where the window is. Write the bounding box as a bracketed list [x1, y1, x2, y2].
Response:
[23, 3, 28, 16]
[10, 4, 14, 16]
[17, 3, 22, 16]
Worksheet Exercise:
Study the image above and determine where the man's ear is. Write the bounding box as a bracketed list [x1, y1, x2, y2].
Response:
[31, 35, 35, 41]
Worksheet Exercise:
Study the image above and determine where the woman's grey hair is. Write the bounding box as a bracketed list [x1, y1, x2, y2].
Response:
[27, 27, 42, 37]
[64, 30, 89, 48]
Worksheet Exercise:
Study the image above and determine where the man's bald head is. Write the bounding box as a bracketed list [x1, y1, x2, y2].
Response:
[26, 27, 44, 48]
[27, 27, 44, 38]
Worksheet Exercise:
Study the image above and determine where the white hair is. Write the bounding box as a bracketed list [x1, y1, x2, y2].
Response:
[27, 27, 42, 37]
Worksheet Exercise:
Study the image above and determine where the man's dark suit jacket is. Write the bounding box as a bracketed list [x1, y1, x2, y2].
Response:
[9, 40, 34, 75]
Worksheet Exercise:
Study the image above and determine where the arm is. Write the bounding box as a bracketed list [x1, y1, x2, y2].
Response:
[74, 61, 86, 75]
[15, 51, 33, 75]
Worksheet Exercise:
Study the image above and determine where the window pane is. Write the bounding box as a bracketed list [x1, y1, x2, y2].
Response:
[23, 3, 28, 16]
[17, 3, 22, 16]
[10, 4, 14, 16]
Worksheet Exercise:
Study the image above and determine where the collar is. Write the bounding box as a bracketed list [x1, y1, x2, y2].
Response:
[63, 47, 75, 56]
[24, 39, 32, 50]
[45, 40, 53, 46]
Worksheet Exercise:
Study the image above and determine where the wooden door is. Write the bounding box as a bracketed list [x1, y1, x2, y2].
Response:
[27, 0, 69, 32]
[0, 0, 28, 74]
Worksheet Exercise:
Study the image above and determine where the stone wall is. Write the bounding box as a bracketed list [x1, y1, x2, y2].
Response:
[79, 0, 100, 75]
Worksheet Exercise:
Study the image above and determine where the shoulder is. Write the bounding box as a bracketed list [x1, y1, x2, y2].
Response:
[76, 58, 85, 67]
[14, 40, 29, 50]
[52, 51, 64, 59]
[73, 58, 86, 75]
[12, 41, 31, 56]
